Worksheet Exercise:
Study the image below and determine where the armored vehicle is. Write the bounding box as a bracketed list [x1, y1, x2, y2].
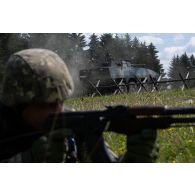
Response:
[79, 60, 159, 95]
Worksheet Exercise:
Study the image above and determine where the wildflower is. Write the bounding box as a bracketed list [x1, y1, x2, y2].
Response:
[168, 128, 175, 132]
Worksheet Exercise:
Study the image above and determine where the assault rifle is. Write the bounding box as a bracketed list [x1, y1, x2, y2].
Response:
[44, 105, 195, 136]
[1, 105, 195, 161]
[2, 105, 195, 142]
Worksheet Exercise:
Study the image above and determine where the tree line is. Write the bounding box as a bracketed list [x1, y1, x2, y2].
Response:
[2, 33, 195, 90]
[0, 33, 163, 72]
[168, 52, 195, 88]
[87, 33, 163, 74]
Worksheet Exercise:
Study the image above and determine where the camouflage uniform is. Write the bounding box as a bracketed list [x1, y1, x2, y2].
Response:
[0, 49, 72, 162]
[0, 49, 158, 163]
[0, 49, 119, 162]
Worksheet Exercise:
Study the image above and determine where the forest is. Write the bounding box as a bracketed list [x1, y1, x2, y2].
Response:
[0, 33, 195, 91]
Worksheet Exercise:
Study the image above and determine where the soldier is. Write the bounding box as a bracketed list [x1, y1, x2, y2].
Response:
[0, 48, 158, 162]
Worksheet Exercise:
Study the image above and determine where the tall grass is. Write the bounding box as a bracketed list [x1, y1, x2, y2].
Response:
[65, 89, 195, 162]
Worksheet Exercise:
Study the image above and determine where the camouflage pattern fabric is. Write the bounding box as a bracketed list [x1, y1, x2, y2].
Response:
[1, 49, 74, 106]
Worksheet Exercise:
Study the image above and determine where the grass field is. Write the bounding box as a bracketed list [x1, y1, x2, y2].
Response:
[65, 89, 195, 162]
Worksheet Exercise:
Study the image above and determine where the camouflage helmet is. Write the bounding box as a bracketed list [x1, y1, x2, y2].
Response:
[1, 48, 74, 106]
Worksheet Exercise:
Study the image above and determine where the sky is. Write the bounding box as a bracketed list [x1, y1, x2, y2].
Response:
[135, 33, 195, 73]
[85, 33, 195, 74]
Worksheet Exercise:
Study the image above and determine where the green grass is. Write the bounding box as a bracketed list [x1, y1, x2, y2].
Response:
[65, 89, 195, 162]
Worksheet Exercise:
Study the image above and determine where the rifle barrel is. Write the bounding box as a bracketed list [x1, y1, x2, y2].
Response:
[164, 107, 195, 115]
[106, 106, 195, 116]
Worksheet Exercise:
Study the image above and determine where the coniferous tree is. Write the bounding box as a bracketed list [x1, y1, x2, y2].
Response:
[0, 34, 12, 65]
[87, 34, 164, 75]
[168, 55, 181, 78]
[131, 37, 140, 63]
[100, 33, 113, 50]
[123, 33, 133, 60]
[0, 34, 29, 65]
[88, 33, 101, 67]
[168, 55, 181, 88]
[146, 43, 163, 73]
[67, 33, 87, 65]
[0, 33, 168, 96]
[168, 53, 195, 88]
[29, 33, 88, 69]
[179, 52, 191, 77]
[189, 54, 195, 86]
[179, 53, 195, 87]
[29, 33, 71, 62]
[99, 33, 115, 62]
[0, 33, 29, 84]
[112, 34, 126, 61]
[190, 54, 195, 67]
[68, 33, 86, 51]
[136, 41, 148, 65]
[0, 34, 11, 84]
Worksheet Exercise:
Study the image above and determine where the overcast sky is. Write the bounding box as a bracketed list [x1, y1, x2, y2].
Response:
[85, 33, 195, 74]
